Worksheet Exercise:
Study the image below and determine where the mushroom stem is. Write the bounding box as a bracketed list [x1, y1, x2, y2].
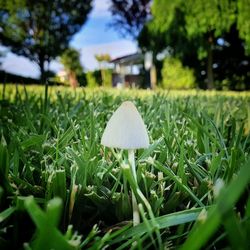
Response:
[128, 149, 140, 226]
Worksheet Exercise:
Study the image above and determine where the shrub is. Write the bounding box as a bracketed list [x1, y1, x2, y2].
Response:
[161, 57, 195, 89]
[102, 69, 112, 87]
[86, 71, 99, 88]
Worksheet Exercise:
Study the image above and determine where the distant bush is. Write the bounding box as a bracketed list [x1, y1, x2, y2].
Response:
[0, 70, 61, 85]
[86, 71, 99, 88]
[161, 57, 195, 89]
[0, 70, 40, 84]
[86, 69, 112, 88]
[102, 69, 112, 87]
[77, 73, 87, 87]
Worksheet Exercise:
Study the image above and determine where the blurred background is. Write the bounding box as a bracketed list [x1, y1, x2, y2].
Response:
[0, 0, 250, 90]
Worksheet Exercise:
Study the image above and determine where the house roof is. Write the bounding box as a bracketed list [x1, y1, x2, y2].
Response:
[110, 53, 144, 66]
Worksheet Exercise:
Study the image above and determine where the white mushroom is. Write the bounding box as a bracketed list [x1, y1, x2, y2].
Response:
[101, 101, 149, 149]
[101, 101, 150, 225]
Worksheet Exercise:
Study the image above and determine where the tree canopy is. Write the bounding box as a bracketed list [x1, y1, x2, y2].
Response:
[109, 0, 151, 38]
[141, 0, 250, 89]
[0, 0, 92, 83]
[60, 48, 83, 88]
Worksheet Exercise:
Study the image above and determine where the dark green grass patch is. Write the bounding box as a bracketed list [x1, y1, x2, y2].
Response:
[0, 85, 250, 249]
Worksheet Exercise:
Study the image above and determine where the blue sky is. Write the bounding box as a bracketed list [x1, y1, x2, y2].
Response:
[73, 17, 121, 46]
[0, 0, 137, 78]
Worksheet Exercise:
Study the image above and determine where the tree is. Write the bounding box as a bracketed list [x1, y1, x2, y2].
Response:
[94, 54, 111, 86]
[0, 0, 92, 83]
[184, 0, 236, 89]
[150, 0, 237, 89]
[139, 0, 250, 88]
[109, 0, 151, 38]
[138, 7, 203, 87]
[107, 0, 250, 89]
[60, 48, 83, 88]
[237, 0, 250, 55]
[108, 0, 203, 87]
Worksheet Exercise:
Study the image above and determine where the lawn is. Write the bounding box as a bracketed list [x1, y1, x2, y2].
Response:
[0, 85, 250, 249]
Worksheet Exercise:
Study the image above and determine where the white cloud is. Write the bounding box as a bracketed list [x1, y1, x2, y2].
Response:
[49, 61, 63, 73]
[1, 40, 137, 77]
[1, 52, 40, 78]
[80, 39, 138, 70]
[90, 0, 110, 18]
[0, 51, 62, 78]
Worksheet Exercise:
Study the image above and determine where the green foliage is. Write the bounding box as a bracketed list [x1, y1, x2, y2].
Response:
[184, 0, 236, 37]
[0, 85, 249, 249]
[94, 54, 112, 87]
[151, 0, 242, 48]
[86, 71, 99, 88]
[237, 0, 250, 54]
[60, 48, 83, 88]
[85, 69, 112, 88]
[60, 48, 83, 76]
[94, 54, 111, 63]
[161, 57, 195, 89]
[144, 0, 250, 89]
[24, 197, 77, 250]
[151, 0, 181, 33]
[102, 69, 112, 87]
[181, 158, 250, 250]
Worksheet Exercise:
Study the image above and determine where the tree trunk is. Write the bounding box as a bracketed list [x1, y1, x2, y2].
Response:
[69, 71, 78, 88]
[99, 62, 104, 86]
[101, 69, 105, 86]
[150, 65, 157, 89]
[39, 56, 46, 84]
[207, 35, 214, 89]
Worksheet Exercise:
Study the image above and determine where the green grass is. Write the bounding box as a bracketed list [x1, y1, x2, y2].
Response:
[0, 85, 250, 249]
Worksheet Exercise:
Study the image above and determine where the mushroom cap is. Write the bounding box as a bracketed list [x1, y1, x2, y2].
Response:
[101, 101, 149, 149]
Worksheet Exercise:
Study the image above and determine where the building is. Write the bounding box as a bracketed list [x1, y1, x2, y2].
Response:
[110, 52, 156, 89]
